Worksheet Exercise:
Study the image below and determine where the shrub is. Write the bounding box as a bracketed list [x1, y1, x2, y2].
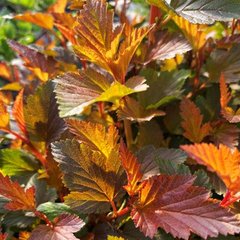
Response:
[1, 0, 240, 239]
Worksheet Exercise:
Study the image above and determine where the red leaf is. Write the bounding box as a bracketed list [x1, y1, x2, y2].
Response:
[119, 140, 143, 196]
[131, 175, 240, 239]
[30, 214, 85, 240]
[0, 172, 35, 211]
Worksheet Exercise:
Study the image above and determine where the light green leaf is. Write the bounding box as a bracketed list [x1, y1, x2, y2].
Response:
[0, 149, 39, 176]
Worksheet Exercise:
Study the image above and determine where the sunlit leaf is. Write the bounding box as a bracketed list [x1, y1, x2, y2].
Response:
[131, 175, 240, 239]
[180, 98, 212, 143]
[0, 149, 39, 176]
[13, 89, 27, 136]
[54, 68, 148, 117]
[0, 172, 35, 211]
[29, 214, 85, 240]
[14, 13, 54, 30]
[181, 143, 240, 193]
[148, 0, 240, 24]
[73, 0, 153, 81]
[48, 0, 68, 13]
[120, 140, 143, 196]
[0, 96, 10, 130]
[52, 139, 125, 213]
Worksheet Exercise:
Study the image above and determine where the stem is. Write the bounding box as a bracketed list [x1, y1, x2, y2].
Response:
[220, 190, 231, 206]
[1, 128, 47, 166]
[123, 119, 133, 148]
[149, 5, 161, 24]
[117, 207, 130, 217]
[98, 102, 105, 118]
[34, 210, 53, 228]
[110, 200, 118, 216]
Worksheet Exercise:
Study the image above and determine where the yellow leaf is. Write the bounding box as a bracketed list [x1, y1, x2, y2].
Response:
[0, 82, 22, 91]
[0, 97, 10, 130]
[172, 15, 207, 50]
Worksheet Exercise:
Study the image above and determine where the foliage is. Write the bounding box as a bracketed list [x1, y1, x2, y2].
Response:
[1, 0, 240, 239]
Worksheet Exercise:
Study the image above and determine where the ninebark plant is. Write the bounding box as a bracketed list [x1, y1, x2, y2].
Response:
[1, 0, 240, 239]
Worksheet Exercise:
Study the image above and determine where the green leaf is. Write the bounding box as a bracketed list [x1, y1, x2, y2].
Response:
[37, 202, 71, 221]
[139, 69, 190, 109]
[0, 149, 39, 176]
[148, 0, 240, 24]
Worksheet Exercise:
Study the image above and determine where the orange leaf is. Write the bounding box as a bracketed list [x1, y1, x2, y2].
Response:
[119, 140, 143, 196]
[181, 143, 240, 193]
[48, 0, 68, 13]
[180, 98, 212, 143]
[73, 0, 153, 81]
[14, 13, 54, 30]
[220, 74, 240, 122]
[0, 172, 35, 211]
[0, 96, 10, 130]
[13, 89, 27, 136]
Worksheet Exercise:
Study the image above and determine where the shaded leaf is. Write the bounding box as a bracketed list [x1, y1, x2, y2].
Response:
[139, 69, 190, 109]
[117, 97, 165, 122]
[181, 143, 240, 193]
[37, 202, 71, 221]
[180, 98, 212, 143]
[131, 175, 240, 239]
[145, 30, 191, 64]
[220, 75, 240, 123]
[8, 40, 57, 81]
[24, 81, 66, 143]
[0, 149, 39, 176]
[0, 172, 35, 211]
[207, 45, 240, 83]
[210, 121, 239, 148]
[29, 214, 85, 240]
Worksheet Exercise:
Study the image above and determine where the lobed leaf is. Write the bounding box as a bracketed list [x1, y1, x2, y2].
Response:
[0, 172, 35, 211]
[13, 89, 27, 136]
[120, 140, 143, 196]
[181, 143, 240, 193]
[131, 175, 240, 239]
[180, 98, 212, 143]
